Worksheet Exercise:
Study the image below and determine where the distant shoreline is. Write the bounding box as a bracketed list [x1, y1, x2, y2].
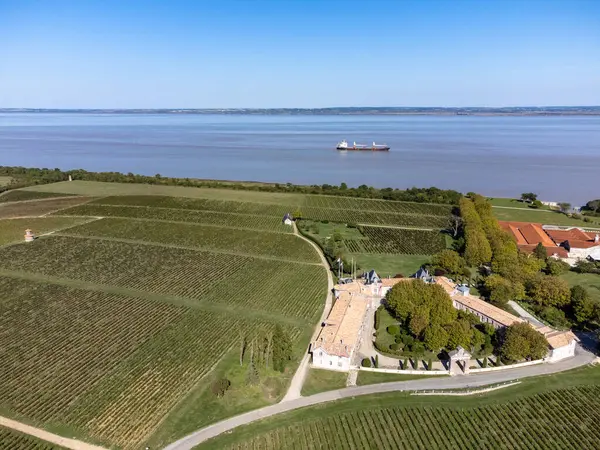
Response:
[2, 107, 600, 116]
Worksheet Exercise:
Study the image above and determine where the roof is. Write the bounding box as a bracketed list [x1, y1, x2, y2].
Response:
[313, 288, 368, 358]
[545, 228, 600, 249]
[499, 221, 569, 257]
[436, 277, 524, 328]
[589, 248, 600, 261]
[535, 327, 578, 349]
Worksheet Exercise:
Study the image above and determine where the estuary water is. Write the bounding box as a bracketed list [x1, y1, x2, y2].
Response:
[0, 113, 598, 204]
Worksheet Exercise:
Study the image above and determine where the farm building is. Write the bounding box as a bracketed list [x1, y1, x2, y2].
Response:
[499, 221, 600, 262]
[436, 276, 578, 361]
[282, 213, 293, 225]
[311, 287, 369, 371]
[24, 229, 35, 242]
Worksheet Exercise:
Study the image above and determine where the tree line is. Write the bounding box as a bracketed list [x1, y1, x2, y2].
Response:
[0, 165, 462, 204]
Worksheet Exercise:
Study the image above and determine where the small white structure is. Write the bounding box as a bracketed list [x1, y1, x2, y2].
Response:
[24, 229, 35, 242]
[448, 346, 471, 375]
[282, 213, 293, 226]
[536, 326, 579, 362]
[68, 175, 73, 181]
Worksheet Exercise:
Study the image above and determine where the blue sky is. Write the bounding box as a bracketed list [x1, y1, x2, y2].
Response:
[0, 0, 599, 108]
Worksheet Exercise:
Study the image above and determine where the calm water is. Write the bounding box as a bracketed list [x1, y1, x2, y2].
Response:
[0, 113, 598, 204]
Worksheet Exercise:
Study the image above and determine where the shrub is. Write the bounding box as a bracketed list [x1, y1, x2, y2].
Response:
[374, 308, 381, 330]
[394, 335, 403, 344]
[321, 220, 329, 224]
[387, 325, 400, 335]
[375, 354, 379, 368]
[402, 358, 409, 369]
[361, 357, 372, 368]
[211, 378, 231, 397]
[389, 343, 400, 351]
[411, 342, 425, 355]
[427, 358, 433, 370]
[401, 334, 415, 347]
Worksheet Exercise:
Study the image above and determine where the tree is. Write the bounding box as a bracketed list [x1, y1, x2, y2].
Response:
[558, 202, 572, 214]
[485, 274, 523, 305]
[520, 193, 538, 203]
[584, 199, 600, 213]
[571, 285, 595, 324]
[409, 305, 430, 337]
[448, 214, 463, 238]
[526, 275, 571, 307]
[446, 320, 473, 350]
[530, 200, 543, 209]
[431, 249, 465, 275]
[211, 378, 231, 397]
[423, 325, 449, 351]
[471, 329, 486, 353]
[500, 323, 548, 362]
[533, 242, 547, 260]
[293, 208, 302, 220]
[545, 259, 570, 276]
[464, 227, 492, 266]
[272, 325, 293, 372]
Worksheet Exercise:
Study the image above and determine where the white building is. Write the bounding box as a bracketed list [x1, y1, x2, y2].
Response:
[535, 326, 579, 362]
[312, 286, 369, 371]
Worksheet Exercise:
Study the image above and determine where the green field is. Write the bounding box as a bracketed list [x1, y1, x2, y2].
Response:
[561, 271, 600, 303]
[0, 189, 77, 203]
[349, 253, 429, 278]
[198, 366, 600, 450]
[0, 426, 66, 449]
[488, 197, 551, 210]
[492, 206, 600, 227]
[0, 192, 328, 449]
[356, 371, 439, 386]
[301, 369, 347, 396]
[0, 217, 89, 246]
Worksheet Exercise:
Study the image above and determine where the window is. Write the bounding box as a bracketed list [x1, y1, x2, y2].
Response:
[329, 361, 332, 366]
[338, 361, 342, 367]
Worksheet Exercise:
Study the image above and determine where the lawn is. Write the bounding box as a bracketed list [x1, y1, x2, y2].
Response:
[492, 206, 600, 227]
[488, 197, 551, 210]
[0, 195, 329, 450]
[561, 271, 600, 304]
[301, 368, 347, 396]
[350, 253, 429, 278]
[197, 365, 600, 450]
[356, 371, 440, 386]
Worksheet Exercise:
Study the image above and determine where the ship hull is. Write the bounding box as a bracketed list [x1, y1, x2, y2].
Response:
[336, 146, 390, 151]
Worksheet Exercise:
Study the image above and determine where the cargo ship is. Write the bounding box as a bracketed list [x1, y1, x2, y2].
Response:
[336, 140, 390, 151]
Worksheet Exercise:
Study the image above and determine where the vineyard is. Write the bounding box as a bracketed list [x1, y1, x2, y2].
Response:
[55, 204, 291, 233]
[200, 386, 600, 450]
[0, 217, 88, 245]
[344, 227, 446, 255]
[0, 276, 301, 448]
[0, 426, 65, 450]
[0, 196, 91, 219]
[0, 189, 76, 203]
[64, 217, 320, 263]
[0, 235, 326, 321]
[87, 195, 451, 228]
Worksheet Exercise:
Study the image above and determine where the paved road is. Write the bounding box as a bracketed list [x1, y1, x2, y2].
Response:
[0, 416, 107, 450]
[508, 300, 545, 327]
[163, 347, 596, 450]
[281, 223, 333, 402]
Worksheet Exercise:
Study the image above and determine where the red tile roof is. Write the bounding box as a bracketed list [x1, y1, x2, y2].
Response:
[499, 221, 567, 257]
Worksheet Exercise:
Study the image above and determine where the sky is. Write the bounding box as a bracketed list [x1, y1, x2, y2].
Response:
[0, 0, 599, 108]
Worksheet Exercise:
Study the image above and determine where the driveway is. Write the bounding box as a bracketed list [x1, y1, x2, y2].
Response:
[508, 300, 545, 327]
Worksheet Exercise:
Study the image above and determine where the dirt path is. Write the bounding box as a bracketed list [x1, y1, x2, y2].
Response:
[0, 416, 107, 450]
[281, 223, 333, 401]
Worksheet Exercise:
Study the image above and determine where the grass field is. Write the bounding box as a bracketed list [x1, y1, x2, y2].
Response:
[0, 176, 13, 186]
[561, 271, 600, 304]
[356, 371, 439, 386]
[0, 190, 77, 203]
[0, 217, 89, 246]
[301, 369, 347, 396]
[0, 192, 328, 449]
[0, 425, 66, 449]
[488, 197, 551, 210]
[492, 206, 600, 227]
[197, 366, 600, 450]
[0, 197, 92, 219]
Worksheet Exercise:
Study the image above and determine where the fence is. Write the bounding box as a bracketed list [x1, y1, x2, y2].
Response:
[358, 366, 449, 376]
[469, 359, 543, 373]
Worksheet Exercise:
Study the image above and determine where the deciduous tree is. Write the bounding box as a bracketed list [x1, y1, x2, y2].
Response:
[533, 242, 547, 260]
[571, 285, 595, 324]
[520, 193, 538, 203]
[431, 249, 465, 275]
[526, 275, 571, 307]
[500, 323, 548, 362]
[423, 325, 449, 351]
[446, 320, 473, 350]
